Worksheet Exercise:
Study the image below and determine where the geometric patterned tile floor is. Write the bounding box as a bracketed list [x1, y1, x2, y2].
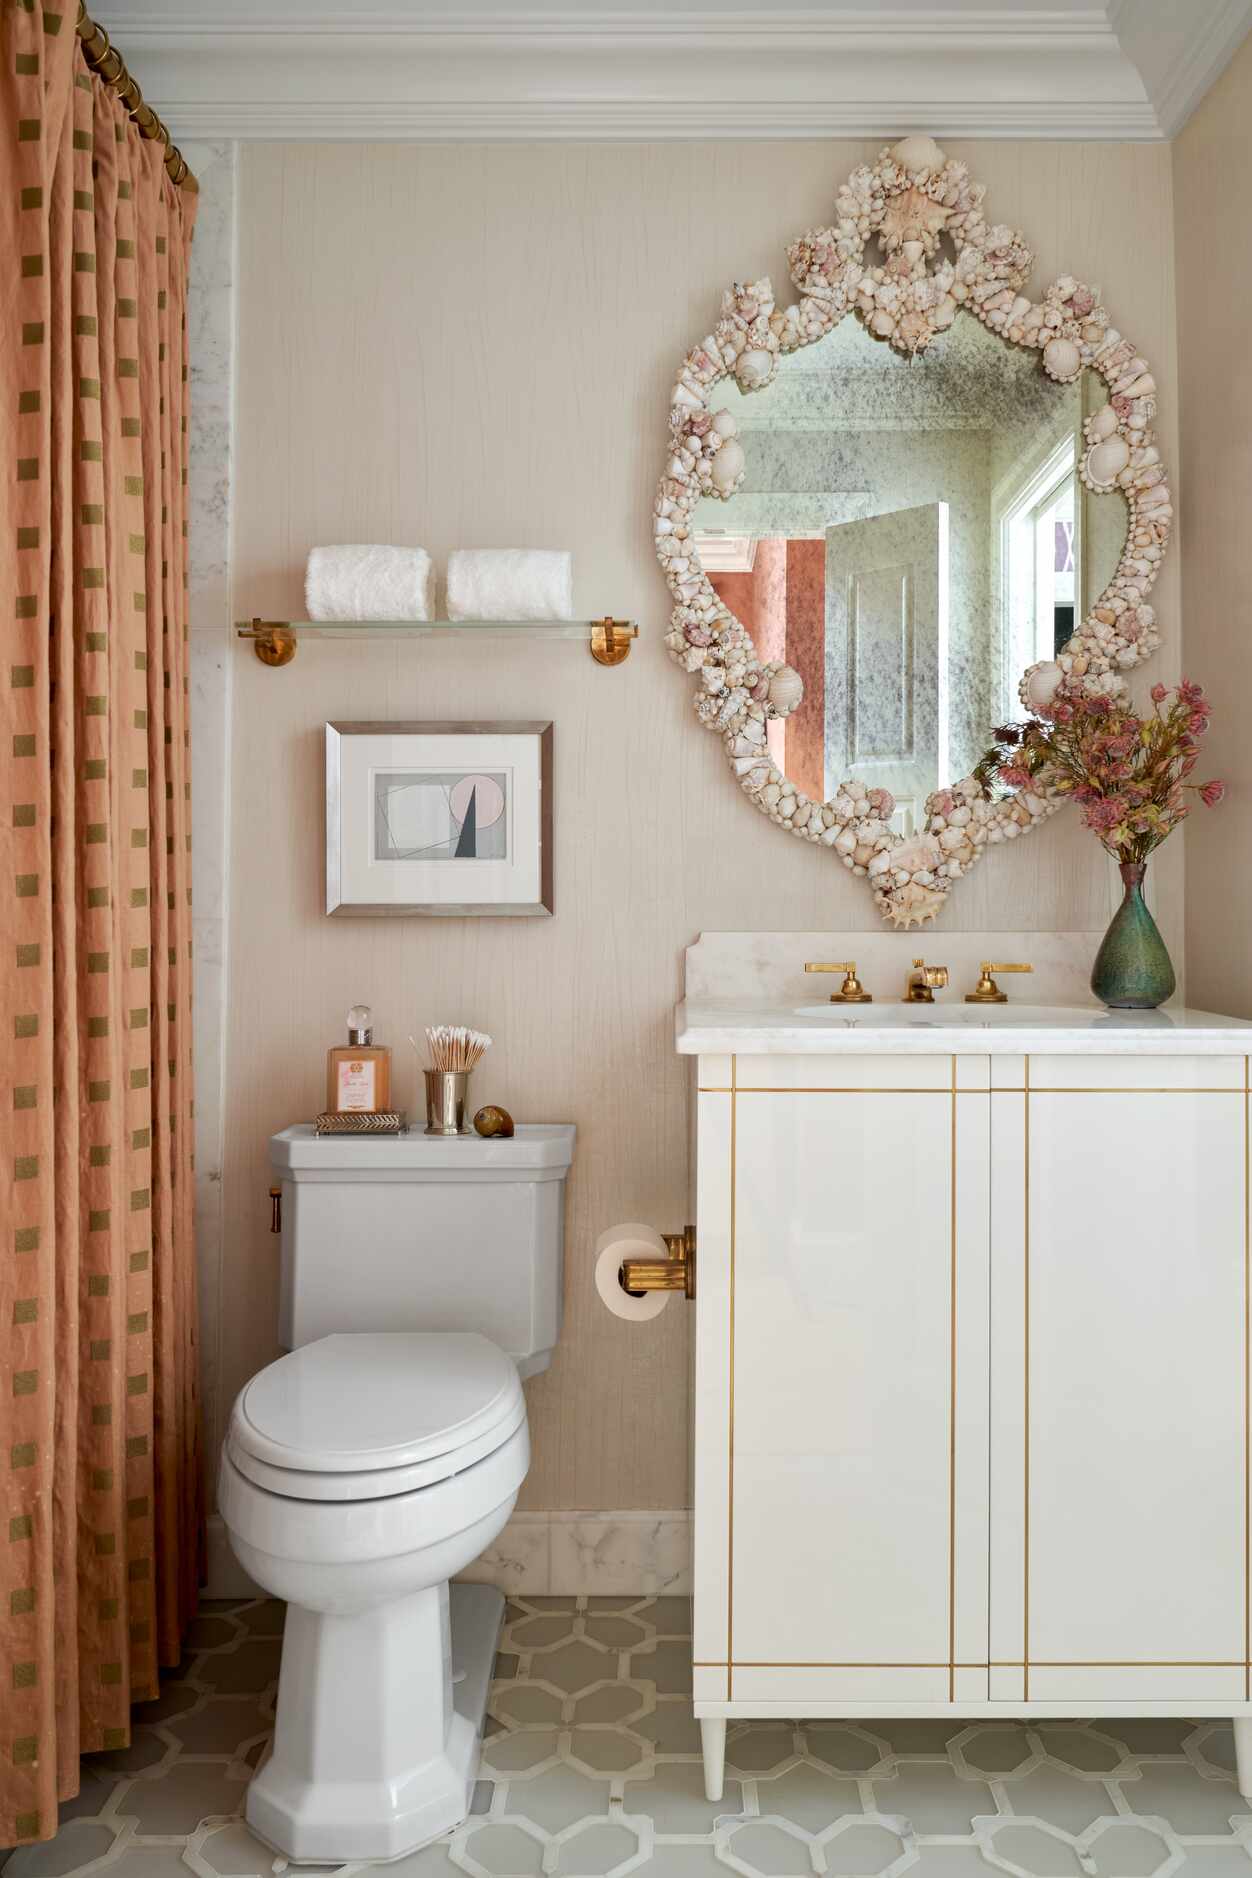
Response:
[9, 1595, 1252, 1877]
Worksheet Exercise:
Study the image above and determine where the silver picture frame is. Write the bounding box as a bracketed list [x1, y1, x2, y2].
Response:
[326, 720, 554, 917]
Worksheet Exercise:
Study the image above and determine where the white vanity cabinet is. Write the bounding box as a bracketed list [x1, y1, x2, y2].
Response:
[683, 1019, 1252, 1802]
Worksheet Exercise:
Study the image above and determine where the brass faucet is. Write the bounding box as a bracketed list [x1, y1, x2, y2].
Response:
[904, 959, 949, 1003]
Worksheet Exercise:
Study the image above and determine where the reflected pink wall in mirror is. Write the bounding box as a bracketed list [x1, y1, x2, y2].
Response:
[711, 538, 826, 803]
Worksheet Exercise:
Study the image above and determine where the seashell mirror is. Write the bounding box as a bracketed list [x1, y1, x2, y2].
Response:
[655, 136, 1170, 927]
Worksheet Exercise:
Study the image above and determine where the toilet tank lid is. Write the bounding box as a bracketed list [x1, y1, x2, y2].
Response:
[271, 1122, 575, 1176]
[231, 1331, 524, 1472]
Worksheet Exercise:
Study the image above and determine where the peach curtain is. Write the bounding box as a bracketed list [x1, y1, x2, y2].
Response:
[2, 3, 199, 1845]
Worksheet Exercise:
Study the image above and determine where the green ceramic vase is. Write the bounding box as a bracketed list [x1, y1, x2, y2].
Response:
[1090, 861, 1176, 1010]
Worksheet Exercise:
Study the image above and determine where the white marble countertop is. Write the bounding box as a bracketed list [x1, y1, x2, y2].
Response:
[675, 999, 1252, 1056]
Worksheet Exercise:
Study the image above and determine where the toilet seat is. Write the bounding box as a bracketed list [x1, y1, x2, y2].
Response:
[227, 1331, 525, 1504]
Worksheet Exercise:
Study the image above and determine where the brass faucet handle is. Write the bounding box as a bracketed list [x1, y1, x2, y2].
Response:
[804, 961, 872, 1003]
[966, 961, 1033, 1004]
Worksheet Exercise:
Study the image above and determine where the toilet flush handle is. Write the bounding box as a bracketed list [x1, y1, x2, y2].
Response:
[269, 1186, 282, 1234]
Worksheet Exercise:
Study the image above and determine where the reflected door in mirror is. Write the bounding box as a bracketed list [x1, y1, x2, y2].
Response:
[825, 503, 947, 835]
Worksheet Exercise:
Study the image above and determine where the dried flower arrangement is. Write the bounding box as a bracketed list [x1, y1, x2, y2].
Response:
[656, 133, 1172, 927]
[974, 681, 1225, 864]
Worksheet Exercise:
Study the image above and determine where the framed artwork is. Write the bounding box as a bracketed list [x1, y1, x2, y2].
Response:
[326, 721, 553, 916]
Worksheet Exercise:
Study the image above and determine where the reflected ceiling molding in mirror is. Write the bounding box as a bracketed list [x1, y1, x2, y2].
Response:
[655, 134, 1171, 927]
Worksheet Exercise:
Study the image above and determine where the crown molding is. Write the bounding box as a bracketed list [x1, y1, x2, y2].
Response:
[1120, 0, 1252, 136]
[102, 5, 1252, 144]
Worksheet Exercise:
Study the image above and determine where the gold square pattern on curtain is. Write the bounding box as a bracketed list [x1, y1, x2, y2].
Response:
[1, 1, 201, 1844]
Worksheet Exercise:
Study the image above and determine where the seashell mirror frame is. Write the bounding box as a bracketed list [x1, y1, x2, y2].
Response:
[654, 135, 1171, 927]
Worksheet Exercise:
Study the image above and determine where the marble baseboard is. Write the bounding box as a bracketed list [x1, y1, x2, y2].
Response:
[202, 1510, 693, 1600]
[461, 1511, 693, 1597]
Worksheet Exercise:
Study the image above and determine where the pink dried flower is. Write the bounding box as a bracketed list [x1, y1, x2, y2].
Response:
[974, 672, 1226, 862]
[1084, 798, 1126, 832]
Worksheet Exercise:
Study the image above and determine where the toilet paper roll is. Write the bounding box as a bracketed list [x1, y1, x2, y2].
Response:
[595, 1223, 672, 1322]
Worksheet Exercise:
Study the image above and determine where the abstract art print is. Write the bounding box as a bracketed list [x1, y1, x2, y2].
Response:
[374, 771, 510, 862]
[327, 722, 552, 916]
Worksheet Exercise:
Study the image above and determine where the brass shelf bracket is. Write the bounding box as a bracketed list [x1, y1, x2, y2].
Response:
[619, 1225, 696, 1301]
[240, 620, 297, 667]
[589, 618, 637, 667]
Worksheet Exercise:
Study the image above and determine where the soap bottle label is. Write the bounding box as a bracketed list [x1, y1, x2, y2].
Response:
[337, 1058, 376, 1111]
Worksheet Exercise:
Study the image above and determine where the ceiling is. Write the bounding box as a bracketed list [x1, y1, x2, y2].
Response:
[103, 1, 1252, 143]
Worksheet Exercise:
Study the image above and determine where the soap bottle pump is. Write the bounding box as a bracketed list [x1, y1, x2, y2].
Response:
[326, 1004, 392, 1113]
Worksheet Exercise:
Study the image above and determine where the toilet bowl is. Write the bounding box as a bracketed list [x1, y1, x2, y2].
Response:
[219, 1331, 529, 1863]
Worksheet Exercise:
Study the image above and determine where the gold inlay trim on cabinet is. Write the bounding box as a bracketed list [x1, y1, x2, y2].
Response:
[728, 1055, 736, 1702]
[699, 1658, 1243, 1669]
[993, 1659, 1249, 1668]
[948, 1053, 957, 1703]
[701, 1085, 1245, 1096]
[1024, 1054, 1031, 1703]
[695, 1660, 990, 1670]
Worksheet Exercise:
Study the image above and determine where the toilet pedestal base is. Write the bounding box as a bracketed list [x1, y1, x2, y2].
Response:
[247, 1581, 504, 1864]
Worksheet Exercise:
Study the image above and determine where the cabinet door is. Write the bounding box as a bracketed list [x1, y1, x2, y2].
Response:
[696, 1056, 990, 1707]
[989, 1054, 1249, 1704]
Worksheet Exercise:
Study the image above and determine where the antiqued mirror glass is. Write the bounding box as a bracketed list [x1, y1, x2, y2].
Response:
[691, 318, 1128, 835]
[657, 136, 1171, 926]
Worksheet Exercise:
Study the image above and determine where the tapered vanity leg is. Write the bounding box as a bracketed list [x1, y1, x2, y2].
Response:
[701, 1717, 727, 1802]
[1234, 1719, 1252, 1801]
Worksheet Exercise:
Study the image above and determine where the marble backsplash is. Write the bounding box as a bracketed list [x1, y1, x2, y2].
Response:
[683, 929, 1115, 1010]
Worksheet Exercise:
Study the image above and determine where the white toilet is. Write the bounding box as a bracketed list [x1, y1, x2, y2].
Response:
[218, 1122, 576, 1864]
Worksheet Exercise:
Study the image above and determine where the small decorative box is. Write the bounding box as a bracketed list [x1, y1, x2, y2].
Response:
[314, 1110, 409, 1137]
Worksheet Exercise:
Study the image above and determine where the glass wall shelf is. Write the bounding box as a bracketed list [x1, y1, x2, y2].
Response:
[234, 617, 638, 669]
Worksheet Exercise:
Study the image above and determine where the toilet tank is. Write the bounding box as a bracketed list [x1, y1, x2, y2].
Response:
[269, 1124, 576, 1378]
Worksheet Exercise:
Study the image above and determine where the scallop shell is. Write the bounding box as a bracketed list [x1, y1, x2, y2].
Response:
[1043, 336, 1081, 383]
[1019, 660, 1063, 716]
[1088, 402, 1119, 442]
[1085, 435, 1130, 488]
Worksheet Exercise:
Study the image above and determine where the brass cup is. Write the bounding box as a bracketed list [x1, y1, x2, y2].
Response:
[424, 1069, 471, 1136]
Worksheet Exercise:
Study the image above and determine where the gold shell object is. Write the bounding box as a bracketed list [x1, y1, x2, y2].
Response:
[473, 1105, 515, 1139]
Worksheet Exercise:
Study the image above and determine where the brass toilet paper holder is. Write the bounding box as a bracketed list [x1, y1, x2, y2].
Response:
[619, 1226, 696, 1300]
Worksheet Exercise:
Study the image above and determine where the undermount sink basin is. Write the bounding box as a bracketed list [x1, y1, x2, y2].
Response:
[791, 1002, 1104, 1025]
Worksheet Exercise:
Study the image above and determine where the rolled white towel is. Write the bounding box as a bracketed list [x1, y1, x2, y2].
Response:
[305, 545, 433, 621]
[446, 549, 573, 623]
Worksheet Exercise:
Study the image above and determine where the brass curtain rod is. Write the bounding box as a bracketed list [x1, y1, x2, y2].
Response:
[74, 2, 197, 192]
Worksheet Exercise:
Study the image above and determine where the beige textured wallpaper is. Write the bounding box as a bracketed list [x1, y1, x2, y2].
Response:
[1176, 40, 1252, 1020]
[223, 139, 1181, 1511]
